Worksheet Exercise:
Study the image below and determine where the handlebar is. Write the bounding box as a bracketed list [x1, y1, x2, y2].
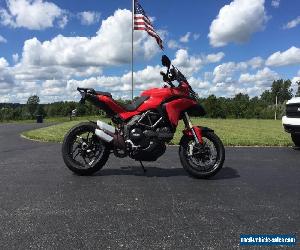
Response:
[160, 71, 175, 87]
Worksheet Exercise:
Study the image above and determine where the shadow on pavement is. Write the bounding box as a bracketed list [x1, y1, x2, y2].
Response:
[96, 166, 187, 177]
[292, 146, 300, 151]
[210, 167, 240, 180]
[94, 166, 239, 179]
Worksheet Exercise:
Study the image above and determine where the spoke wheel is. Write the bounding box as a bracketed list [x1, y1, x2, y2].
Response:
[62, 122, 110, 175]
[71, 132, 104, 168]
[179, 131, 225, 178]
[187, 138, 218, 172]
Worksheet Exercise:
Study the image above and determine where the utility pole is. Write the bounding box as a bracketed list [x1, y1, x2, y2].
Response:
[275, 94, 278, 120]
[131, 0, 134, 100]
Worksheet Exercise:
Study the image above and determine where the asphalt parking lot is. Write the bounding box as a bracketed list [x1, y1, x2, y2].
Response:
[0, 123, 299, 249]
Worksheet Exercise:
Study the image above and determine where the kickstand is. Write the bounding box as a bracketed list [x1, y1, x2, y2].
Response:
[139, 161, 147, 173]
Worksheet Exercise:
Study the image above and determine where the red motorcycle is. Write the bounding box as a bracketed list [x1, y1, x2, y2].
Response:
[62, 55, 225, 178]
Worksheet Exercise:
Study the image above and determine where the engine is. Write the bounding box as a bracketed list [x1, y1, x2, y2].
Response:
[122, 110, 174, 161]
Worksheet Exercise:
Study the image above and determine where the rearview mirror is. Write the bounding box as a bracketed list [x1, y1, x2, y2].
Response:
[161, 55, 171, 68]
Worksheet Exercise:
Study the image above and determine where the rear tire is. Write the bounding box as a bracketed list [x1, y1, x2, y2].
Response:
[62, 122, 110, 175]
[291, 133, 300, 147]
[179, 131, 225, 178]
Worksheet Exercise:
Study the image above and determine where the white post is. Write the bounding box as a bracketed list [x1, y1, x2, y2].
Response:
[131, 0, 134, 100]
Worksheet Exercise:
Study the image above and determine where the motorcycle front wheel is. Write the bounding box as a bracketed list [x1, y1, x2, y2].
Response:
[179, 131, 225, 178]
[62, 122, 110, 175]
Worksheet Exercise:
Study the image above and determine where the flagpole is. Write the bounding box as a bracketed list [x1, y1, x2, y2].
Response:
[131, 0, 134, 100]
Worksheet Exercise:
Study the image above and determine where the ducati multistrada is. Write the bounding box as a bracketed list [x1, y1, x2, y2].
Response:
[62, 55, 225, 178]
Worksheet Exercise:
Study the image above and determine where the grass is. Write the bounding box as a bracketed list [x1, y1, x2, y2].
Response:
[21, 117, 292, 146]
[0, 116, 101, 124]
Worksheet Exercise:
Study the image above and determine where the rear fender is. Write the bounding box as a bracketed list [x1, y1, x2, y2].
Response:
[86, 94, 125, 117]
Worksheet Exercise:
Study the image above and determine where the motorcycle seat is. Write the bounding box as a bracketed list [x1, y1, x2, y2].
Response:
[121, 95, 149, 111]
[95, 91, 112, 98]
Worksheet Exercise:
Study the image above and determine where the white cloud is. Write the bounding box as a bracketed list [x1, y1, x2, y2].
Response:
[208, 64, 280, 97]
[171, 50, 225, 77]
[168, 32, 200, 49]
[208, 0, 267, 47]
[78, 11, 101, 26]
[0, 57, 9, 69]
[0, 9, 167, 102]
[213, 61, 247, 83]
[0, 0, 67, 30]
[12, 53, 19, 63]
[271, 0, 280, 8]
[19, 9, 162, 70]
[239, 67, 279, 86]
[172, 49, 203, 76]
[58, 14, 68, 29]
[167, 40, 182, 50]
[206, 52, 225, 63]
[0, 35, 7, 43]
[179, 32, 191, 43]
[247, 56, 264, 69]
[188, 77, 210, 90]
[0, 57, 15, 92]
[283, 16, 300, 29]
[66, 65, 164, 98]
[193, 33, 200, 40]
[42, 79, 67, 96]
[266, 46, 300, 67]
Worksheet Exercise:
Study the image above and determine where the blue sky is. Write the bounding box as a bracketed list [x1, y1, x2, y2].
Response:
[0, 0, 299, 103]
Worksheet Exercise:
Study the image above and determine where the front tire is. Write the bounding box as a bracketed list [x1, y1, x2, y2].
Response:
[179, 131, 225, 178]
[62, 122, 110, 175]
[291, 133, 300, 147]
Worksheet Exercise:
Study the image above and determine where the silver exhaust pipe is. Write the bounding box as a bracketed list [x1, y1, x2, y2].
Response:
[95, 129, 113, 142]
[95, 121, 115, 143]
[97, 121, 115, 134]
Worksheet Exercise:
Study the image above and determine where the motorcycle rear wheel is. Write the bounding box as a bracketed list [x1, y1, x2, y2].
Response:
[62, 122, 110, 175]
[179, 131, 225, 178]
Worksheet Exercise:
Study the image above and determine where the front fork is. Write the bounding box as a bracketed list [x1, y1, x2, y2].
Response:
[182, 112, 203, 144]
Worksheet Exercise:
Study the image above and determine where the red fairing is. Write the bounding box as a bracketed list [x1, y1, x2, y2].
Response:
[136, 83, 190, 112]
[119, 111, 140, 120]
[97, 81, 195, 123]
[165, 98, 197, 126]
[98, 96, 125, 113]
[98, 96, 140, 120]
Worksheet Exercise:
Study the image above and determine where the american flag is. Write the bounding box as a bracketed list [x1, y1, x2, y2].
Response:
[134, 0, 163, 50]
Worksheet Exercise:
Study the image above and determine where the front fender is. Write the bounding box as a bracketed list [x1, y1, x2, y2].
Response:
[181, 126, 214, 144]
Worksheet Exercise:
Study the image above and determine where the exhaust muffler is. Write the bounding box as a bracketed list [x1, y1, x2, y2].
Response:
[95, 121, 115, 143]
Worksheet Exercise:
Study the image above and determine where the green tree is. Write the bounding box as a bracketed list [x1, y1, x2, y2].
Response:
[231, 93, 250, 118]
[203, 95, 226, 118]
[271, 79, 293, 103]
[35, 104, 46, 117]
[27, 95, 40, 118]
[261, 79, 293, 105]
[260, 90, 273, 105]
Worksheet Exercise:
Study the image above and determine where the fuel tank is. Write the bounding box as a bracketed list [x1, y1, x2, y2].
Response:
[137, 85, 189, 112]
